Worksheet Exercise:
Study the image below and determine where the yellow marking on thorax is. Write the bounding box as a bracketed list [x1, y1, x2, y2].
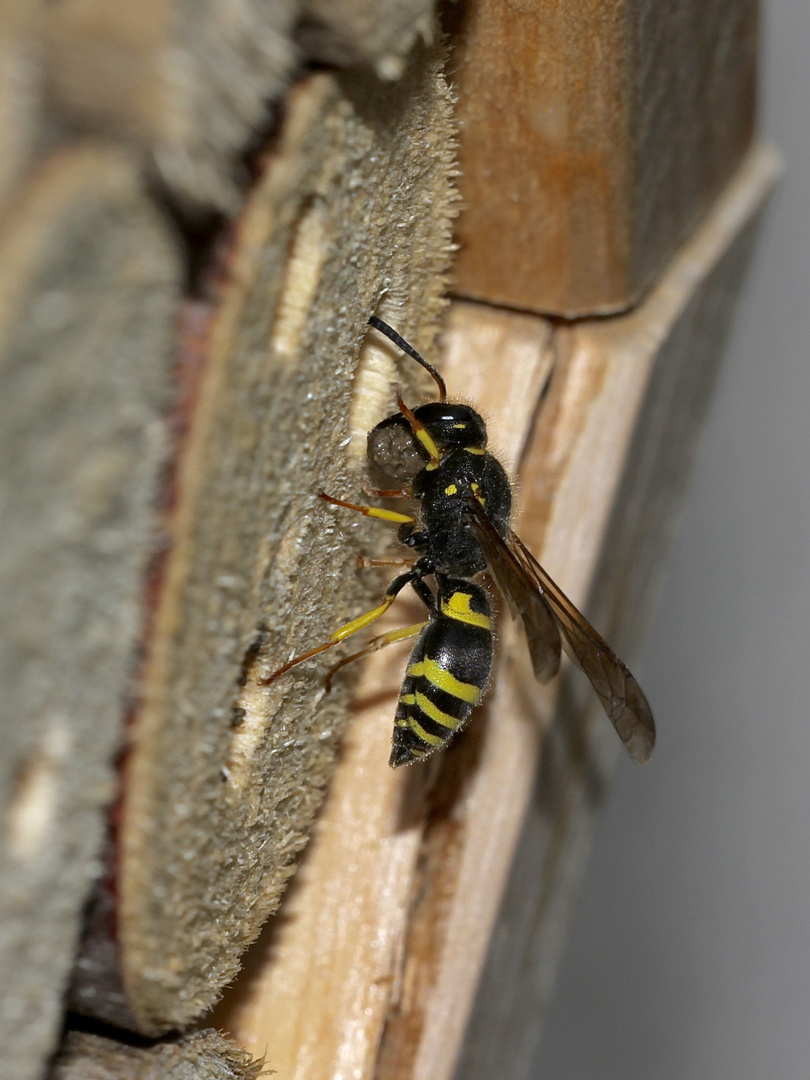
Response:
[464, 446, 486, 455]
[470, 481, 486, 507]
[440, 591, 492, 630]
[445, 483, 458, 496]
[415, 692, 463, 730]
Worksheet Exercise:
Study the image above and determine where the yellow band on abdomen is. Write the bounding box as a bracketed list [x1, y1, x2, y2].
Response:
[415, 691, 464, 731]
[422, 657, 480, 703]
[440, 591, 492, 630]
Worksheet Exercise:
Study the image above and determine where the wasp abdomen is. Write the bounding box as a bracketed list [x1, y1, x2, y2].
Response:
[390, 579, 493, 768]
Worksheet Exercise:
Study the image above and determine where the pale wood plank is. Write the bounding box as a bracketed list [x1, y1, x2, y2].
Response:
[415, 142, 781, 1080]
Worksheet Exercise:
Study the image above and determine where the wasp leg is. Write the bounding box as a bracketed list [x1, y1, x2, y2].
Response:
[324, 621, 429, 691]
[319, 490, 414, 525]
[263, 566, 426, 686]
[362, 483, 412, 499]
[357, 555, 417, 569]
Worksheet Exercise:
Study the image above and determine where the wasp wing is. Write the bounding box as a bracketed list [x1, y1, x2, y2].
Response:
[466, 498, 561, 683]
[509, 531, 656, 764]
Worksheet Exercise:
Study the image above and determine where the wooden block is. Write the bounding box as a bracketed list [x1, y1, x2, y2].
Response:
[0, 146, 181, 1080]
[214, 144, 779, 1079]
[50, 1030, 262, 1080]
[97, 49, 459, 1036]
[41, 0, 443, 210]
[41, 0, 298, 210]
[448, 0, 758, 317]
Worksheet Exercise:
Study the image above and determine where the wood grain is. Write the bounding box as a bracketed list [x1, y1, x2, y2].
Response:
[452, 142, 781, 1080]
[42, 0, 298, 210]
[213, 303, 554, 1076]
[0, 22, 41, 211]
[447, 0, 758, 317]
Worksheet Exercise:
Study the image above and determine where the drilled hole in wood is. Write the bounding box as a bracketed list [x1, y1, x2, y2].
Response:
[348, 308, 402, 463]
[5, 722, 70, 862]
[270, 196, 327, 364]
[226, 628, 285, 788]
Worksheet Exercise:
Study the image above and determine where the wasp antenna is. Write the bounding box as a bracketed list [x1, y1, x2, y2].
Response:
[368, 315, 447, 402]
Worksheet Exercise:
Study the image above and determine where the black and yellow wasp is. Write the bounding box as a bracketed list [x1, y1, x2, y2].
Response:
[266, 316, 656, 768]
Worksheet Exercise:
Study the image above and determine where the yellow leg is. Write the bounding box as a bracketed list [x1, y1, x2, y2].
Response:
[262, 591, 401, 685]
[319, 490, 414, 524]
[324, 621, 428, 691]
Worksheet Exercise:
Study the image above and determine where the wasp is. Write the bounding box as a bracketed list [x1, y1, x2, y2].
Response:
[265, 316, 656, 768]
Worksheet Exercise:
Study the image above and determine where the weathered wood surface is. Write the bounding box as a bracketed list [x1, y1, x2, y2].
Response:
[0, 21, 459, 1078]
[104, 51, 459, 1036]
[447, 0, 758, 317]
[37, 0, 436, 211]
[49, 1030, 262, 1080]
[215, 144, 779, 1080]
[0, 17, 40, 209]
[0, 146, 181, 1080]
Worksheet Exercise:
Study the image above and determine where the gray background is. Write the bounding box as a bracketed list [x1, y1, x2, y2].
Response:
[532, 1, 810, 1077]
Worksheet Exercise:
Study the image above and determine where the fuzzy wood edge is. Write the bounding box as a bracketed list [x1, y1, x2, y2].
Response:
[110, 50, 459, 1035]
[50, 1029, 263, 1080]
